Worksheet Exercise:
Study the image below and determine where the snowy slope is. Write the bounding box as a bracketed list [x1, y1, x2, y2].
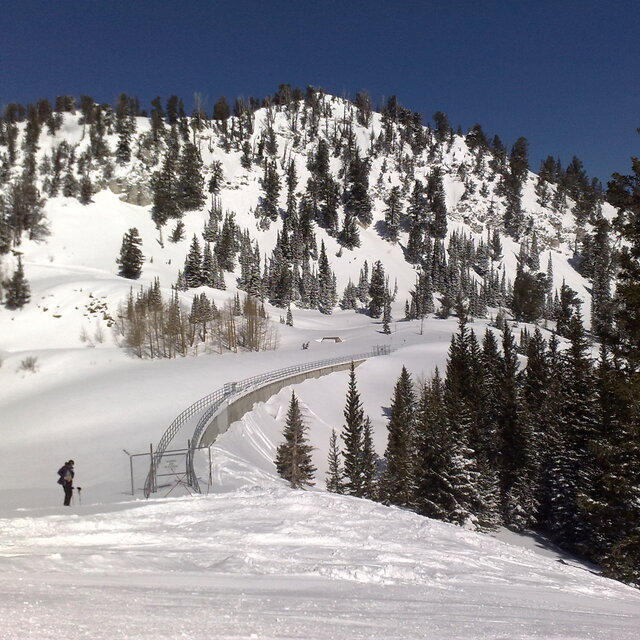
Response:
[0, 94, 607, 356]
[3, 487, 640, 640]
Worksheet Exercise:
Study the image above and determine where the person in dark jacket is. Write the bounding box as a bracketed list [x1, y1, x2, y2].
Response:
[57, 460, 75, 506]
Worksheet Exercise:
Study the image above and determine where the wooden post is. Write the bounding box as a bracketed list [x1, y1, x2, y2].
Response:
[150, 443, 155, 494]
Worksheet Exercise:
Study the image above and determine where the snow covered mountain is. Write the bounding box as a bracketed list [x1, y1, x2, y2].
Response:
[0, 90, 612, 356]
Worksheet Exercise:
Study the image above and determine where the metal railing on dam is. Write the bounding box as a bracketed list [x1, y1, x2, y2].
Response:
[143, 345, 393, 498]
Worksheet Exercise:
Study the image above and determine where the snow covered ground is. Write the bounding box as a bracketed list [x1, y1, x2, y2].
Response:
[3, 487, 640, 639]
[1, 325, 640, 639]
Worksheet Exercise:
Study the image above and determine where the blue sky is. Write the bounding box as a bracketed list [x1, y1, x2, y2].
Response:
[3, 0, 638, 182]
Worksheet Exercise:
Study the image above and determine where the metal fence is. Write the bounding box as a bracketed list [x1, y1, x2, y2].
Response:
[144, 344, 392, 497]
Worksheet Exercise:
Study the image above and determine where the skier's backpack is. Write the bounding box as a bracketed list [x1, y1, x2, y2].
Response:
[57, 466, 69, 485]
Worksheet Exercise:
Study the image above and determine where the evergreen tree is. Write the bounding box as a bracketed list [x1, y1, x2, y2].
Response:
[170, 220, 186, 243]
[261, 159, 281, 221]
[512, 268, 545, 322]
[590, 219, 614, 340]
[414, 371, 461, 521]
[361, 416, 377, 500]
[427, 170, 447, 239]
[338, 211, 360, 249]
[215, 212, 238, 272]
[78, 173, 93, 205]
[5, 176, 47, 244]
[184, 235, 204, 287]
[275, 392, 316, 488]
[4, 256, 30, 309]
[578, 347, 639, 577]
[114, 93, 135, 165]
[548, 314, 597, 552]
[496, 323, 535, 529]
[177, 142, 206, 211]
[284, 160, 298, 227]
[367, 260, 386, 318]
[339, 279, 359, 310]
[442, 315, 485, 523]
[341, 362, 367, 497]
[317, 240, 336, 314]
[407, 180, 427, 228]
[556, 281, 581, 337]
[212, 96, 231, 126]
[151, 151, 180, 227]
[384, 186, 402, 242]
[380, 366, 416, 507]
[344, 148, 372, 227]
[208, 160, 224, 196]
[240, 141, 253, 170]
[62, 167, 78, 199]
[326, 429, 344, 494]
[609, 152, 640, 368]
[382, 292, 392, 334]
[116, 228, 144, 279]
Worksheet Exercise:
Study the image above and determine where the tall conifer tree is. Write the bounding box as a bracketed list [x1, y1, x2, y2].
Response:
[275, 392, 316, 488]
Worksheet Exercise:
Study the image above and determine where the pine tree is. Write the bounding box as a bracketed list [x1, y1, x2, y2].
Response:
[341, 362, 366, 497]
[578, 347, 639, 575]
[4, 256, 30, 309]
[326, 429, 344, 494]
[170, 220, 186, 243]
[414, 371, 460, 521]
[284, 160, 298, 227]
[442, 315, 485, 523]
[176, 142, 206, 211]
[496, 323, 535, 529]
[427, 170, 447, 239]
[598, 136, 640, 583]
[151, 152, 180, 227]
[61, 166, 78, 198]
[208, 160, 224, 196]
[275, 392, 316, 488]
[78, 173, 93, 205]
[240, 141, 252, 170]
[184, 235, 204, 288]
[261, 159, 281, 221]
[367, 260, 386, 318]
[339, 279, 358, 310]
[344, 148, 372, 227]
[609, 153, 640, 368]
[361, 416, 377, 499]
[512, 268, 545, 322]
[382, 292, 392, 334]
[215, 212, 238, 272]
[380, 366, 416, 507]
[548, 314, 597, 551]
[338, 210, 360, 249]
[384, 186, 402, 242]
[114, 93, 135, 165]
[116, 228, 144, 279]
[317, 240, 336, 314]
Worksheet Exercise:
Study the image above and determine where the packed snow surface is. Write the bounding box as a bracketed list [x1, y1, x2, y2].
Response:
[3, 488, 640, 640]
